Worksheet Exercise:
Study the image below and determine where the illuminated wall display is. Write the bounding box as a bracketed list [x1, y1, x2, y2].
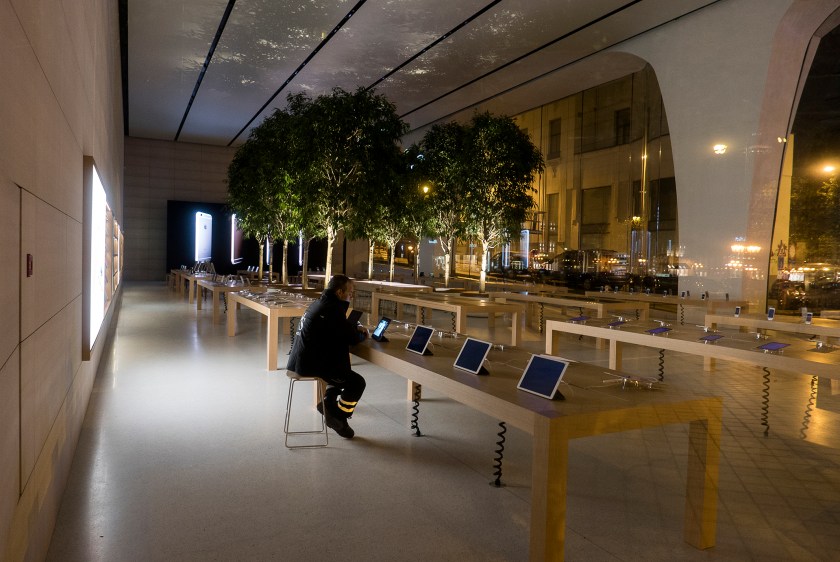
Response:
[83, 156, 122, 359]
[90, 165, 106, 348]
[231, 214, 243, 264]
[195, 211, 213, 261]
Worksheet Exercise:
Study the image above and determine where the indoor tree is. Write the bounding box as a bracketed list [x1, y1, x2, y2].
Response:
[400, 145, 436, 283]
[226, 137, 280, 280]
[246, 108, 305, 284]
[286, 88, 407, 284]
[411, 121, 470, 287]
[461, 112, 543, 293]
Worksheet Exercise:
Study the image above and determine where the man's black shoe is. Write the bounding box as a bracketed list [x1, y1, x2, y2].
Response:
[324, 413, 355, 439]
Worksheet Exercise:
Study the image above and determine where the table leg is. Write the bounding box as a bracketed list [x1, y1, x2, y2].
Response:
[530, 418, 568, 562]
[608, 340, 623, 370]
[683, 401, 722, 549]
[189, 280, 196, 304]
[510, 311, 521, 347]
[406, 380, 421, 401]
[197, 288, 204, 310]
[455, 311, 464, 334]
[594, 306, 606, 349]
[227, 303, 237, 337]
[212, 291, 221, 324]
[267, 315, 279, 371]
[545, 329, 559, 355]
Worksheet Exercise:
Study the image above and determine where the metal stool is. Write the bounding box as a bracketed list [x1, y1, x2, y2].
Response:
[284, 371, 328, 448]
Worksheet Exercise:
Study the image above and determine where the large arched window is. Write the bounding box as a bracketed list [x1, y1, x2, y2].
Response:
[471, 65, 677, 293]
[771, 24, 840, 313]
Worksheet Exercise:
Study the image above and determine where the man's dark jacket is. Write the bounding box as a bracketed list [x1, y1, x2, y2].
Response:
[286, 289, 361, 377]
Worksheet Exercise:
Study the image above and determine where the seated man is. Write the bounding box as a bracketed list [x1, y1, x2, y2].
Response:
[287, 274, 368, 438]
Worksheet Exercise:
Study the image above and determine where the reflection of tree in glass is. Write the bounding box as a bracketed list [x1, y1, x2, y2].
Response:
[790, 175, 840, 262]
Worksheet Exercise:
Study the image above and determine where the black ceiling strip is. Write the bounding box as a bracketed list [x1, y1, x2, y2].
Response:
[365, 0, 504, 92]
[228, 0, 369, 146]
[399, 0, 643, 120]
[174, 0, 237, 141]
[119, 0, 128, 134]
[405, 0, 722, 135]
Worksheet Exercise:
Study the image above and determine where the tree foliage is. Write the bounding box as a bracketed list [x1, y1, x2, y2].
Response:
[790, 175, 840, 262]
[462, 112, 543, 291]
[286, 87, 408, 283]
[411, 113, 543, 289]
[412, 121, 470, 286]
[227, 130, 288, 279]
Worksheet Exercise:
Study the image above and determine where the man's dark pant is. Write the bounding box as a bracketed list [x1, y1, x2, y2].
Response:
[323, 369, 366, 417]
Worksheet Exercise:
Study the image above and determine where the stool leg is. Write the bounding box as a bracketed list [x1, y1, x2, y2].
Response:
[284, 378, 329, 448]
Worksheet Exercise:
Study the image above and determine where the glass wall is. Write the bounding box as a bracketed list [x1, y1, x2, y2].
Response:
[770, 23, 840, 314]
[459, 65, 677, 292]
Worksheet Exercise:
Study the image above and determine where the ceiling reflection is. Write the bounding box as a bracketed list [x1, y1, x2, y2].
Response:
[126, 0, 721, 145]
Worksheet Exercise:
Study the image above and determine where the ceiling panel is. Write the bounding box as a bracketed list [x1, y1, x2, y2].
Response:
[126, 0, 724, 146]
[128, 0, 232, 140]
[178, 0, 354, 144]
[375, 0, 628, 115]
[237, 0, 491, 145]
[396, 0, 719, 131]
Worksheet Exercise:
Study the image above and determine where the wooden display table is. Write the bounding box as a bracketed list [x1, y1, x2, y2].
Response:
[705, 312, 840, 344]
[351, 279, 433, 311]
[370, 292, 525, 346]
[490, 291, 650, 333]
[584, 291, 748, 324]
[227, 292, 311, 370]
[352, 335, 721, 561]
[178, 272, 214, 304]
[196, 279, 260, 323]
[544, 318, 840, 378]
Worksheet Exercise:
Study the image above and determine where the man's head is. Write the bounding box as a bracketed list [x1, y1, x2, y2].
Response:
[327, 274, 354, 302]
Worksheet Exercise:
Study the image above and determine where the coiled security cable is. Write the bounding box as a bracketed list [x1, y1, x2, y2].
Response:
[490, 421, 507, 488]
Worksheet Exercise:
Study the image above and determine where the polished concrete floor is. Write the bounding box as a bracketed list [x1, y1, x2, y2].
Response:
[47, 282, 840, 561]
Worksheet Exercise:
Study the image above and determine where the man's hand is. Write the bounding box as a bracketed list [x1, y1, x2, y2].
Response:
[356, 324, 369, 342]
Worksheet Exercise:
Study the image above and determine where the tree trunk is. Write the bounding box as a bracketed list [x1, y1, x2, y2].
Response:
[479, 240, 490, 294]
[368, 239, 375, 279]
[302, 237, 311, 289]
[444, 252, 451, 288]
[443, 236, 454, 288]
[388, 242, 395, 282]
[414, 236, 421, 284]
[267, 237, 273, 283]
[324, 224, 336, 286]
[258, 240, 265, 281]
[281, 239, 289, 285]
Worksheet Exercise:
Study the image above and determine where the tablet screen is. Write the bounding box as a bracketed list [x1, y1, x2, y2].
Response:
[646, 326, 671, 335]
[568, 315, 590, 322]
[406, 325, 434, 355]
[453, 338, 492, 374]
[347, 309, 363, 325]
[607, 320, 626, 328]
[372, 317, 391, 340]
[758, 341, 789, 352]
[699, 334, 724, 342]
[517, 355, 569, 399]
